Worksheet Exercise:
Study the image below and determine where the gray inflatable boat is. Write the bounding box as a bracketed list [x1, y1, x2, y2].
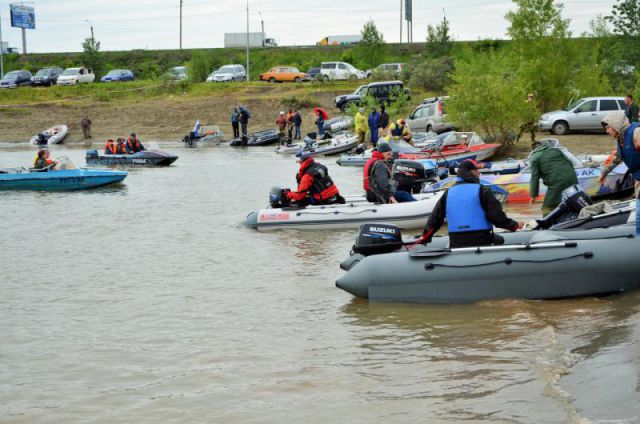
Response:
[337, 225, 640, 303]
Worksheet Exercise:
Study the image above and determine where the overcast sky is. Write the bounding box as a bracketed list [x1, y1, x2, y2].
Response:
[0, 0, 619, 53]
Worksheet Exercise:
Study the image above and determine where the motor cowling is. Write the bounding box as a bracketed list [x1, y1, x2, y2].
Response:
[269, 186, 290, 208]
[392, 159, 437, 193]
[353, 223, 403, 256]
[535, 184, 593, 229]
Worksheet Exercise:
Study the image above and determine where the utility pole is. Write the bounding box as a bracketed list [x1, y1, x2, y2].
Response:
[259, 12, 264, 47]
[85, 19, 94, 43]
[0, 11, 4, 78]
[246, 0, 250, 81]
[399, 0, 402, 43]
[179, 0, 183, 50]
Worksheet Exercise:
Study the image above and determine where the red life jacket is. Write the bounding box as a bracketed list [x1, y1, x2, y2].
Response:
[104, 142, 116, 154]
[363, 150, 384, 191]
[297, 158, 339, 203]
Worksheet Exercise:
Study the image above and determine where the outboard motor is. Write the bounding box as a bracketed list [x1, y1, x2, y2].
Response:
[86, 149, 99, 159]
[535, 184, 593, 229]
[353, 223, 403, 256]
[392, 159, 438, 193]
[36, 133, 47, 145]
[269, 186, 290, 208]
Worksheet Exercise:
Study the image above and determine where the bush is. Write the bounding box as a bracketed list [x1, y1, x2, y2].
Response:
[407, 56, 455, 92]
[188, 51, 212, 83]
[281, 94, 321, 110]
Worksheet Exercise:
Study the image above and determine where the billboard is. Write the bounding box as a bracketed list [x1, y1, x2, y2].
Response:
[10, 4, 36, 30]
[405, 0, 412, 22]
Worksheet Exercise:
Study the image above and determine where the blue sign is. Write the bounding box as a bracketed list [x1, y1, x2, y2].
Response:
[10, 4, 36, 30]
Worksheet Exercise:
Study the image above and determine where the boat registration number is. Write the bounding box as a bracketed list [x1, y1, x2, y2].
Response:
[132, 159, 148, 164]
[259, 212, 290, 221]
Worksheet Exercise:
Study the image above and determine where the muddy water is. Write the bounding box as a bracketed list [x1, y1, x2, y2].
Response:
[1, 143, 639, 423]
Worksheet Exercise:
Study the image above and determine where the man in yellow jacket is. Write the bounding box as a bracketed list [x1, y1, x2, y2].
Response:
[354, 107, 367, 146]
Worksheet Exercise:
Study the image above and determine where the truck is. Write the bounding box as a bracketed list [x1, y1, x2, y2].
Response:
[317, 35, 362, 46]
[224, 32, 277, 48]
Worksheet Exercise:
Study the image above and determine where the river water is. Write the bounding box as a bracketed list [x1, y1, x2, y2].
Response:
[1, 143, 639, 424]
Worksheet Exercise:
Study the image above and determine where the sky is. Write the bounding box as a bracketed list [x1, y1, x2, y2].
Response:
[0, 0, 620, 53]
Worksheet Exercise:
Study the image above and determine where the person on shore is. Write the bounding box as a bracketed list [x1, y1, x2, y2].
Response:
[355, 107, 367, 146]
[378, 105, 389, 138]
[115, 138, 127, 154]
[315, 111, 325, 138]
[293, 110, 302, 140]
[276, 111, 287, 143]
[286, 109, 295, 141]
[419, 160, 524, 248]
[104, 139, 117, 155]
[387, 119, 412, 144]
[599, 112, 640, 234]
[231, 108, 240, 138]
[624, 94, 639, 123]
[528, 139, 578, 215]
[364, 143, 416, 204]
[286, 151, 345, 207]
[517, 93, 539, 143]
[126, 133, 145, 153]
[33, 149, 56, 170]
[368, 106, 381, 148]
[81, 112, 92, 139]
[239, 107, 249, 136]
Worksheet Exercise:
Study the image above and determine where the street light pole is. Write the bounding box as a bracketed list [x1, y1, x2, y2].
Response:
[85, 19, 94, 43]
[399, 0, 402, 44]
[246, 0, 250, 81]
[179, 0, 183, 50]
[0, 11, 4, 78]
[258, 12, 264, 47]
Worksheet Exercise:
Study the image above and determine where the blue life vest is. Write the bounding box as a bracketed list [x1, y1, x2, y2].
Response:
[446, 181, 492, 233]
[618, 122, 640, 181]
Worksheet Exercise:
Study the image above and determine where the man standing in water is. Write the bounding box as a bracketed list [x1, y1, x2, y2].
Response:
[599, 112, 640, 235]
[81, 112, 92, 139]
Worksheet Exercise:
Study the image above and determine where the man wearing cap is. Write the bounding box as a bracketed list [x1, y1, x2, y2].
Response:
[286, 152, 345, 207]
[529, 139, 578, 215]
[420, 159, 523, 248]
[599, 112, 640, 234]
[364, 143, 416, 204]
[355, 107, 367, 146]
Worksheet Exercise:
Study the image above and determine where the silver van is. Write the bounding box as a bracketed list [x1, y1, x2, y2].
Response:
[207, 64, 246, 82]
[539, 97, 626, 135]
[405, 97, 455, 134]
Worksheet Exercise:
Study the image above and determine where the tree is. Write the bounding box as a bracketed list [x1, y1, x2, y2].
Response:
[426, 16, 452, 57]
[80, 37, 104, 78]
[608, 0, 640, 36]
[585, 14, 612, 38]
[356, 20, 386, 69]
[505, 0, 570, 40]
[188, 50, 212, 83]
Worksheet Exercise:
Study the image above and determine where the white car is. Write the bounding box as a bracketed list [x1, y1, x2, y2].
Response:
[56, 67, 95, 86]
[320, 61, 366, 81]
[206, 64, 246, 82]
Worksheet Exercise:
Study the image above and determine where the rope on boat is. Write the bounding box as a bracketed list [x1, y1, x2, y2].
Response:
[423, 252, 594, 270]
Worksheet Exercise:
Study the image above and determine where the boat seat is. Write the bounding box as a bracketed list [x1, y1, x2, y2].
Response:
[529, 231, 567, 244]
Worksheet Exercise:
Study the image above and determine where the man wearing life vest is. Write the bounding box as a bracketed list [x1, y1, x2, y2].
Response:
[364, 143, 416, 203]
[599, 112, 640, 234]
[386, 119, 412, 144]
[104, 139, 117, 155]
[125, 132, 145, 153]
[419, 160, 523, 248]
[286, 152, 345, 207]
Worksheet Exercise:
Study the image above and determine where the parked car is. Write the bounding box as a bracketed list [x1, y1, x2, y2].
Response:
[56, 67, 95, 86]
[31, 67, 64, 87]
[259, 66, 310, 83]
[307, 67, 321, 79]
[0, 70, 33, 88]
[406, 96, 455, 134]
[320, 62, 366, 81]
[333, 81, 410, 111]
[539, 97, 627, 135]
[167, 66, 188, 81]
[101, 69, 135, 82]
[206, 64, 246, 82]
[366, 63, 404, 78]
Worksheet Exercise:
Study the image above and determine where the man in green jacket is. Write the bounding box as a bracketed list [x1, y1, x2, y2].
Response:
[528, 139, 578, 215]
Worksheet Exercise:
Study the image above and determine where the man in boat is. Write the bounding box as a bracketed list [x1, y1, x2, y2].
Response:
[387, 119, 413, 144]
[104, 139, 117, 155]
[528, 139, 578, 215]
[285, 152, 345, 207]
[364, 143, 416, 203]
[115, 138, 127, 154]
[125, 133, 145, 153]
[419, 159, 524, 248]
[599, 112, 640, 234]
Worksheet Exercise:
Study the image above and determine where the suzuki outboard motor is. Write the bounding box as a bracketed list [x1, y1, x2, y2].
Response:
[353, 223, 403, 256]
[269, 186, 290, 208]
[392, 159, 438, 193]
[535, 184, 593, 229]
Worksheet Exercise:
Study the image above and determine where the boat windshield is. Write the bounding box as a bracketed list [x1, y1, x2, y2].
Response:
[387, 139, 422, 154]
[440, 132, 485, 147]
[52, 156, 78, 170]
[521, 139, 584, 172]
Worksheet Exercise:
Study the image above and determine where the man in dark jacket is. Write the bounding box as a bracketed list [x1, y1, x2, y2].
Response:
[293, 110, 302, 140]
[624, 94, 639, 123]
[365, 143, 416, 203]
[528, 139, 578, 214]
[420, 160, 523, 248]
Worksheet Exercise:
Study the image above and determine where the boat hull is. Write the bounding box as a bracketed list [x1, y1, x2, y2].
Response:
[85, 150, 178, 166]
[0, 169, 127, 191]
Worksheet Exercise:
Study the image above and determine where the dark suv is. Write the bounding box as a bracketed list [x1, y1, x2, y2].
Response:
[0, 70, 33, 88]
[333, 80, 410, 111]
[31, 67, 64, 86]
